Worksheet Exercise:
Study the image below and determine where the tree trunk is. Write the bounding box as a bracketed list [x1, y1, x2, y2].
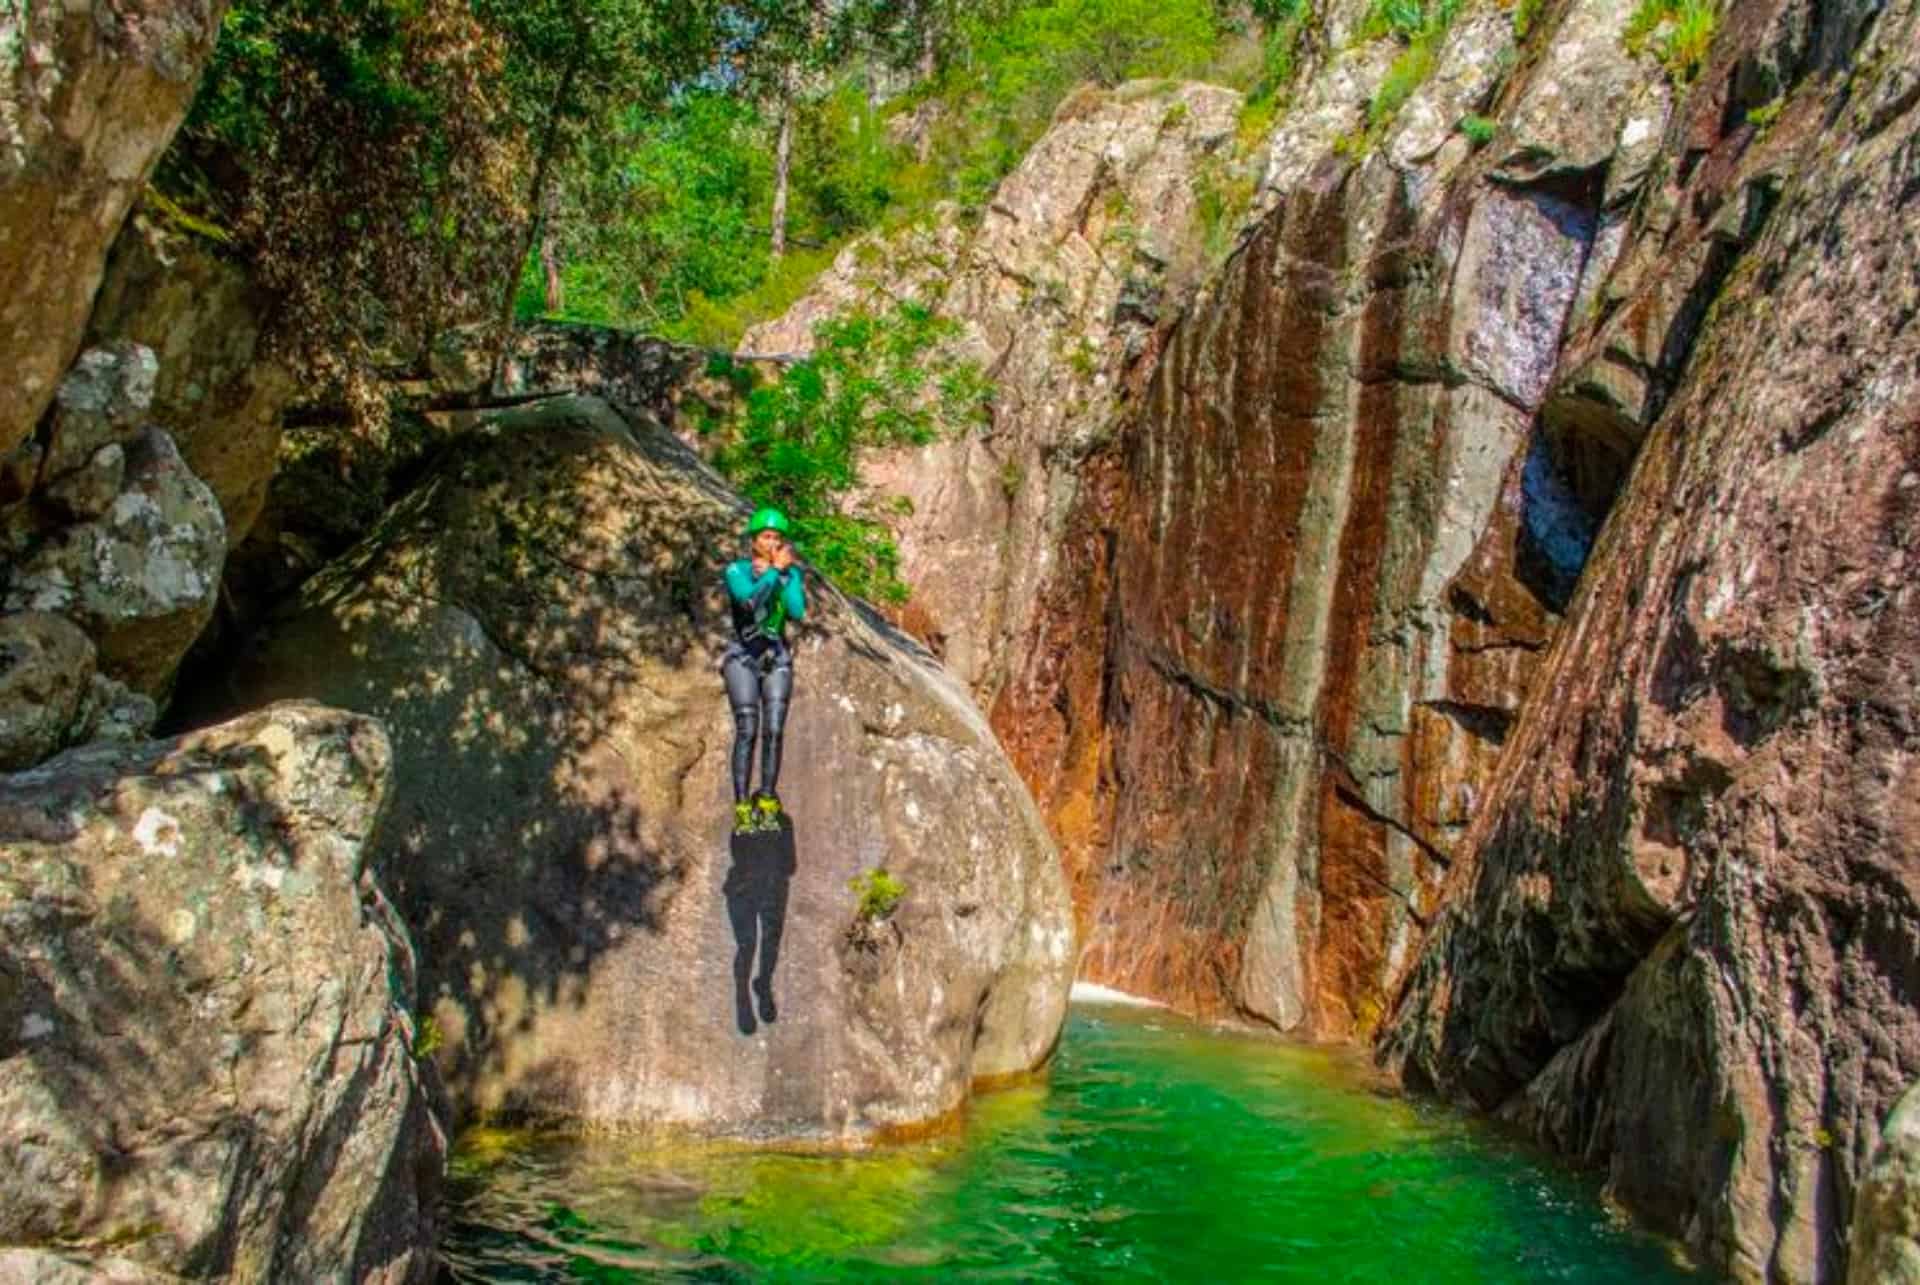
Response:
[918, 10, 937, 80]
[770, 88, 794, 260]
[493, 52, 581, 388]
[540, 185, 564, 314]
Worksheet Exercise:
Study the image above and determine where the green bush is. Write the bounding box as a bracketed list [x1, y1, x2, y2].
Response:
[708, 301, 990, 603]
[1458, 113, 1497, 145]
[849, 867, 907, 921]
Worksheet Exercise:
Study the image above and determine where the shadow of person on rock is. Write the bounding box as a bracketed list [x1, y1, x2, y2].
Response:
[724, 817, 797, 1036]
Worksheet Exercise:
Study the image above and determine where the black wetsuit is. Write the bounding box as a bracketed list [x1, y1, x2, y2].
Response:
[722, 558, 807, 802]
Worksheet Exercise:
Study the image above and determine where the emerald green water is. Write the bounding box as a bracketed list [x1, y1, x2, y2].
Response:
[439, 1001, 1702, 1283]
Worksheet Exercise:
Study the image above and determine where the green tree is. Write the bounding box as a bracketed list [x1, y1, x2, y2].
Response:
[169, 0, 523, 422]
[167, 0, 727, 422]
[472, 0, 725, 367]
[708, 301, 990, 602]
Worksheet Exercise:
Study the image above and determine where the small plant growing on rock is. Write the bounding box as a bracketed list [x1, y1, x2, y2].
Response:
[844, 867, 907, 958]
[1746, 97, 1783, 129]
[1625, 0, 1718, 82]
[850, 867, 906, 921]
[1458, 114, 1497, 146]
[1000, 456, 1027, 502]
[411, 1013, 444, 1060]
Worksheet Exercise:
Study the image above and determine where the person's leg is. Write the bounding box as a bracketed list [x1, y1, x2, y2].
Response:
[760, 654, 794, 799]
[722, 650, 762, 804]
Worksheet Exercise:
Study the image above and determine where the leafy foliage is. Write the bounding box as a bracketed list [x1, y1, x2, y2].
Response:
[707, 302, 990, 602]
[849, 867, 907, 921]
[917, 0, 1229, 207]
[1358, 0, 1461, 138]
[1361, 0, 1459, 41]
[524, 0, 1277, 345]
[166, 0, 724, 425]
[168, 0, 525, 424]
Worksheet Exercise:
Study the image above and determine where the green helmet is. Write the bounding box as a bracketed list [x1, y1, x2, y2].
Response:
[746, 507, 791, 537]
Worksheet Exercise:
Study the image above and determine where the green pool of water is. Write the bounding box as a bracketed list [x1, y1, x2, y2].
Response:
[439, 1001, 1702, 1282]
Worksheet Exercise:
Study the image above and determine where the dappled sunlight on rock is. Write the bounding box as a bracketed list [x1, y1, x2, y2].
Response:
[190, 394, 1074, 1142]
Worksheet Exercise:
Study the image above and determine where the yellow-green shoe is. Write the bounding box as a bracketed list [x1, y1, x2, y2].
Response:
[753, 793, 783, 833]
[733, 801, 756, 835]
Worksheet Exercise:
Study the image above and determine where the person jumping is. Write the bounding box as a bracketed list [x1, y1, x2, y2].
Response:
[723, 508, 807, 835]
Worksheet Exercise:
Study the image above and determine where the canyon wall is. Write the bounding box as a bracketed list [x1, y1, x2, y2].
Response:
[799, 0, 1919, 1270]
[1382, 0, 1920, 1273]
[995, 2, 1625, 1034]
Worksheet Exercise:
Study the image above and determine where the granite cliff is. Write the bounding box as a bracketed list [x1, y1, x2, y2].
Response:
[755, 0, 1920, 1274]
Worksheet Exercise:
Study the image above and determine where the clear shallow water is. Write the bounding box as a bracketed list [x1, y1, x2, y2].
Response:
[439, 1002, 1702, 1283]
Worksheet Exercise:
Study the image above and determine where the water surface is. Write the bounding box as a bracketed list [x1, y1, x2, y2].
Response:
[440, 1001, 1700, 1282]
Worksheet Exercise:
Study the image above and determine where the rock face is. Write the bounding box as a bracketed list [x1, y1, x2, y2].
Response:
[745, 80, 1248, 698]
[754, 0, 1912, 1271]
[0, 701, 442, 1281]
[991, 11, 1587, 1033]
[5, 423, 225, 697]
[86, 204, 294, 542]
[0, 0, 229, 458]
[0, 613, 96, 771]
[203, 395, 1073, 1139]
[1380, 0, 1920, 1278]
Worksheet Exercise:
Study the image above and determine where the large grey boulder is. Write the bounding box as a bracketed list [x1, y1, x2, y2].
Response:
[202, 394, 1075, 1140]
[0, 701, 443, 1282]
[4, 425, 224, 696]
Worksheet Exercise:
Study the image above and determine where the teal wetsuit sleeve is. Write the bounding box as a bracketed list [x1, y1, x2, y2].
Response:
[721, 557, 752, 603]
[781, 566, 806, 621]
[726, 560, 783, 609]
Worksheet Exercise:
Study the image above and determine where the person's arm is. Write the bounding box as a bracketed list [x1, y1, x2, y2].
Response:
[780, 564, 806, 622]
[725, 560, 784, 610]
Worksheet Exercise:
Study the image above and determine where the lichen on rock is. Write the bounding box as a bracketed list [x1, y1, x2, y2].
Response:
[5, 425, 224, 696]
[0, 700, 442, 1282]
